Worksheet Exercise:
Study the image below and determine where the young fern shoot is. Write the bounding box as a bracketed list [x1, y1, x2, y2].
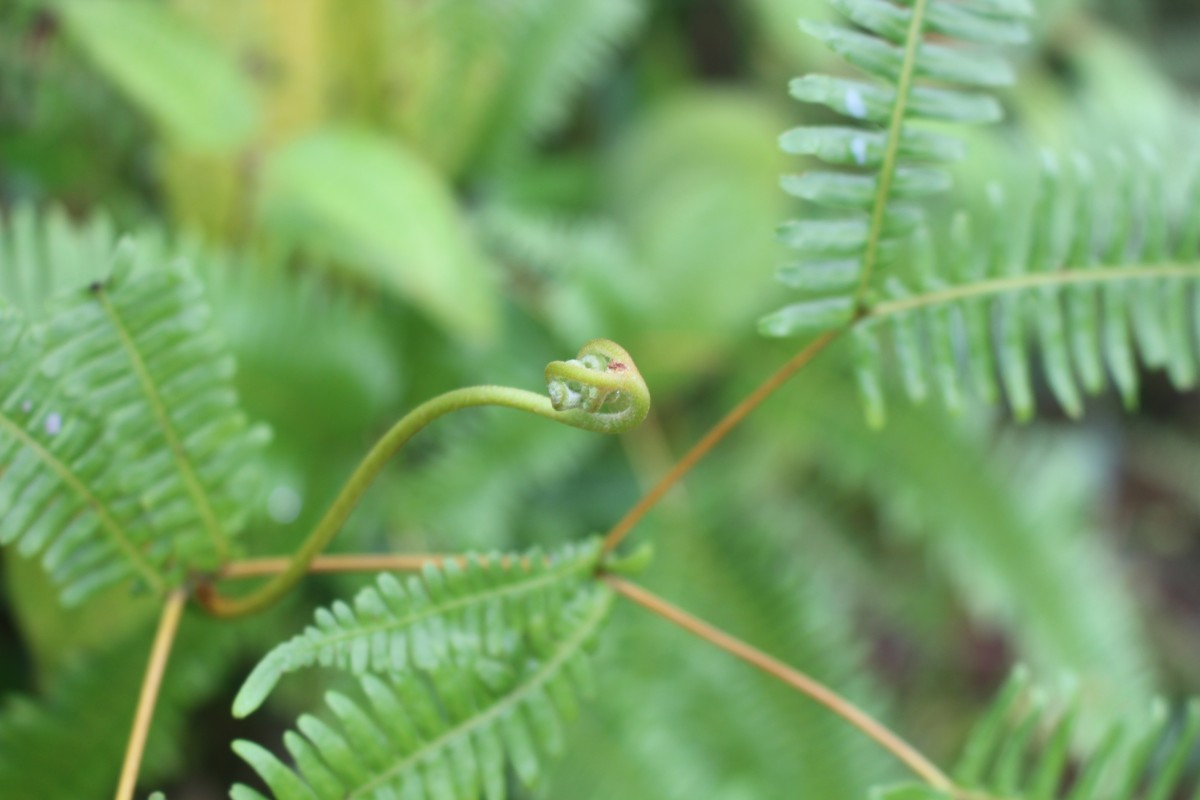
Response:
[197, 339, 649, 618]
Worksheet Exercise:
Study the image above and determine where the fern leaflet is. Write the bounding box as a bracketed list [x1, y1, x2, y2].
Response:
[232, 585, 614, 799]
[40, 246, 269, 565]
[0, 204, 116, 321]
[0, 312, 165, 602]
[761, 0, 1031, 336]
[233, 539, 605, 717]
[874, 668, 1200, 799]
[848, 151, 1200, 424]
[0, 232, 267, 602]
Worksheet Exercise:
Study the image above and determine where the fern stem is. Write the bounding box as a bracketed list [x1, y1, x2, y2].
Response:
[115, 590, 187, 800]
[196, 383, 628, 618]
[864, 262, 1200, 320]
[854, 0, 930, 308]
[604, 575, 958, 794]
[218, 553, 448, 578]
[196, 385, 560, 617]
[601, 329, 841, 554]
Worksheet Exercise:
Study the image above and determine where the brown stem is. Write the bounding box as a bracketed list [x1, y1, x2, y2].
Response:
[603, 575, 957, 794]
[218, 553, 449, 579]
[601, 329, 842, 554]
[115, 590, 187, 800]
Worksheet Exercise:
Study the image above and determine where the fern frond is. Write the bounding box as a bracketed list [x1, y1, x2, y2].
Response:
[233, 539, 604, 717]
[876, 668, 1200, 799]
[0, 309, 176, 603]
[847, 150, 1200, 424]
[0, 238, 267, 603]
[231, 585, 614, 800]
[0, 204, 117, 320]
[46, 246, 268, 559]
[394, 0, 643, 172]
[761, 0, 1032, 334]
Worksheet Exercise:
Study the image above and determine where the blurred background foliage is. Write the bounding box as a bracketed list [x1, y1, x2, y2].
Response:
[1, 0, 1199, 797]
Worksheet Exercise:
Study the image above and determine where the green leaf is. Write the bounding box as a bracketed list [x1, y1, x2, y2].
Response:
[950, 670, 1200, 800]
[56, 0, 258, 151]
[257, 128, 498, 342]
[0, 312, 163, 604]
[0, 205, 116, 321]
[764, 0, 1027, 336]
[472, 0, 644, 165]
[759, 296, 855, 338]
[847, 149, 1200, 423]
[233, 539, 604, 717]
[0, 237, 268, 604]
[235, 585, 614, 799]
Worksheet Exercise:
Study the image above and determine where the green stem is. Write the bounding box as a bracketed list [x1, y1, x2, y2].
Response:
[198, 386, 558, 617]
[197, 339, 650, 618]
[864, 261, 1200, 320]
[854, 0, 929, 309]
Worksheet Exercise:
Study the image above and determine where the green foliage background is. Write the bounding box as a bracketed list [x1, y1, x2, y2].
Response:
[1, 0, 1199, 797]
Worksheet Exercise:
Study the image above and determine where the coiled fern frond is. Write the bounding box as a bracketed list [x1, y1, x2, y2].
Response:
[760, 0, 1033, 335]
[847, 151, 1200, 425]
[232, 570, 614, 799]
[873, 668, 1200, 799]
[232, 540, 605, 717]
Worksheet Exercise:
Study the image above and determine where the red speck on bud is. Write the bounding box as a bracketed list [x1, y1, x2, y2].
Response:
[608, 361, 627, 371]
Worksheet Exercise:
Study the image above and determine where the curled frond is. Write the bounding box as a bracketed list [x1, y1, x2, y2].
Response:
[231, 585, 614, 800]
[761, 0, 1031, 334]
[545, 339, 650, 434]
[846, 150, 1200, 425]
[233, 539, 605, 717]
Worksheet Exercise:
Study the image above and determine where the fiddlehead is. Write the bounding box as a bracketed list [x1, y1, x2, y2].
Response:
[545, 338, 650, 434]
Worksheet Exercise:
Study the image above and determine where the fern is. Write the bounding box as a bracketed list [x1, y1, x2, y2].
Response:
[0, 204, 118, 320]
[875, 668, 1200, 799]
[845, 151, 1200, 424]
[0, 227, 267, 603]
[232, 539, 605, 717]
[393, 0, 644, 173]
[760, 0, 1033, 337]
[231, 583, 614, 799]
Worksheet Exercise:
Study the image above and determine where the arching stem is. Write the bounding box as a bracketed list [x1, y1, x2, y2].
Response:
[198, 386, 559, 617]
[198, 339, 649, 618]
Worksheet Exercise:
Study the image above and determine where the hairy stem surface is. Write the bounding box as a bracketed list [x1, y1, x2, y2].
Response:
[604, 575, 956, 793]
